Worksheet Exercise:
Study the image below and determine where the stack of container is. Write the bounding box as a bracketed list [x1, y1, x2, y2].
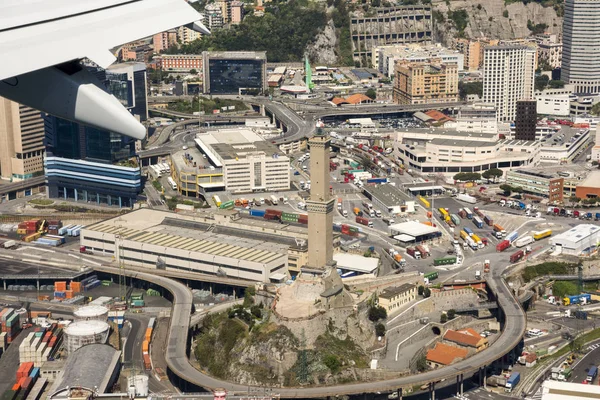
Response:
[16, 362, 33, 381]
[46, 220, 63, 235]
[1, 308, 21, 343]
[77, 275, 101, 292]
[107, 310, 125, 329]
[70, 282, 82, 293]
[27, 377, 47, 400]
[33, 235, 65, 247]
[130, 293, 144, 308]
[19, 326, 61, 367]
[67, 225, 83, 237]
[16, 220, 41, 236]
[22, 232, 42, 243]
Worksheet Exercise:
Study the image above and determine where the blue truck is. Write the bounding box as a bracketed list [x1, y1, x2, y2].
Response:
[587, 365, 598, 383]
[472, 216, 484, 229]
[596, 212, 600, 221]
[506, 231, 519, 243]
[505, 372, 520, 392]
[463, 227, 474, 236]
[366, 177, 387, 184]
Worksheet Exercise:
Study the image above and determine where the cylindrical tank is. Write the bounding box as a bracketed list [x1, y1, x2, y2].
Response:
[63, 320, 110, 354]
[128, 375, 149, 397]
[74, 305, 109, 321]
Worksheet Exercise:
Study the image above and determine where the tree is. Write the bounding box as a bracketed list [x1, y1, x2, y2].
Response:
[549, 80, 565, 89]
[503, 10, 509, 18]
[418, 285, 425, 296]
[416, 354, 428, 372]
[453, 172, 481, 182]
[458, 81, 483, 100]
[440, 313, 448, 323]
[250, 305, 262, 319]
[190, 68, 198, 75]
[447, 309, 456, 320]
[375, 323, 386, 337]
[592, 103, 600, 116]
[482, 168, 503, 183]
[368, 306, 387, 322]
[365, 88, 377, 100]
[499, 184, 513, 196]
[323, 354, 341, 373]
[423, 287, 431, 298]
[535, 75, 550, 92]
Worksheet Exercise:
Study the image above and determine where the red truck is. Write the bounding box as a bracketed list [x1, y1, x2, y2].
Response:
[407, 247, 422, 259]
[496, 240, 511, 252]
[356, 216, 373, 228]
[483, 215, 493, 226]
[458, 209, 467, 219]
[510, 250, 525, 263]
[416, 245, 429, 258]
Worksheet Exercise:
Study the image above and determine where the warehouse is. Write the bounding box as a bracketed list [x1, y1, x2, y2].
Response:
[389, 221, 441, 245]
[48, 344, 120, 399]
[362, 184, 416, 215]
[541, 380, 600, 399]
[333, 253, 379, 276]
[195, 129, 290, 193]
[549, 224, 600, 256]
[80, 209, 289, 282]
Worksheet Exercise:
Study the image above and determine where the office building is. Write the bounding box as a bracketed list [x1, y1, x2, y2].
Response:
[455, 103, 498, 134]
[202, 51, 267, 94]
[44, 63, 147, 208]
[591, 125, 600, 162]
[152, 30, 178, 53]
[373, 44, 464, 78]
[506, 169, 564, 203]
[203, 3, 224, 31]
[562, 0, 600, 93]
[305, 131, 336, 270]
[482, 46, 536, 122]
[158, 54, 203, 72]
[0, 98, 45, 182]
[80, 209, 289, 282]
[393, 59, 459, 105]
[514, 100, 537, 140]
[350, 6, 432, 65]
[194, 128, 290, 193]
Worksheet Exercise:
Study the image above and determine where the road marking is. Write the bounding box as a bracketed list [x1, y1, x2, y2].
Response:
[588, 344, 600, 351]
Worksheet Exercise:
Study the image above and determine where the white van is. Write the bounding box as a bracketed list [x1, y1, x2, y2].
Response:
[342, 210, 348, 217]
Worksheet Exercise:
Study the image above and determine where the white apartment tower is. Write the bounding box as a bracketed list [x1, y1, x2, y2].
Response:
[562, 0, 600, 94]
[482, 46, 536, 122]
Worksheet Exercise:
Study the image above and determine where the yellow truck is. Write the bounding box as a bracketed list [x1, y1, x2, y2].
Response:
[533, 229, 552, 240]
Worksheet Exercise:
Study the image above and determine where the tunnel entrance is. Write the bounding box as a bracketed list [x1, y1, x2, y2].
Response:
[432, 326, 441, 335]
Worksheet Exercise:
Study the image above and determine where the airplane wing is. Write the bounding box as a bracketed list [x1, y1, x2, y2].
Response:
[0, 0, 209, 140]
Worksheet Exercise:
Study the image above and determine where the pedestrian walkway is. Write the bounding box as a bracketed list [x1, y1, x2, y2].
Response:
[587, 343, 600, 351]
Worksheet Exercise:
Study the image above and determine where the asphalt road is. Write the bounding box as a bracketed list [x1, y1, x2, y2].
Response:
[569, 339, 600, 384]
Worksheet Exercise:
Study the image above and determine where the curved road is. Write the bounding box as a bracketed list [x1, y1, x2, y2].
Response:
[95, 261, 525, 398]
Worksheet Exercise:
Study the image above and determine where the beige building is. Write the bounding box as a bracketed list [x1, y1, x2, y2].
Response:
[377, 283, 417, 313]
[195, 129, 290, 193]
[0, 98, 45, 182]
[176, 25, 202, 44]
[454, 38, 486, 71]
[152, 30, 178, 53]
[537, 34, 562, 69]
[230, 1, 244, 24]
[393, 59, 458, 105]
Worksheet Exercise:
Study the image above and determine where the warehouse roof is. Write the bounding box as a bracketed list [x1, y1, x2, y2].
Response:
[52, 344, 120, 395]
[551, 224, 600, 244]
[429, 138, 497, 148]
[426, 343, 468, 366]
[195, 129, 286, 161]
[542, 380, 600, 398]
[363, 184, 411, 208]
[443, 329, 486, 348]
[389, 221, 439, 237]
[579, 170, 600, 189]
[333, 253, 379, 273]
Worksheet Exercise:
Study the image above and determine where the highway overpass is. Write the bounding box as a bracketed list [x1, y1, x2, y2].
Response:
[94, 263, 526, 398]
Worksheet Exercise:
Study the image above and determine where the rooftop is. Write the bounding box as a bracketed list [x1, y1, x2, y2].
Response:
[52, 344, 120, 395]
[443, 328, 485, 348]
[333, 253, 379, 274]
[379, 283, 415, 299]
[429, 138, 497, 148]
[195, 129, 286, 162]
[363, 184, 411, 208]
[426, 342, 468, 365]
[390, 221, 439, 237]
[552, 224, 600, 244]
[542, 380, 600, 398]
[203, 51, 266, 60]
[579, 170, 600, 189]
[84, 209, 287, 264]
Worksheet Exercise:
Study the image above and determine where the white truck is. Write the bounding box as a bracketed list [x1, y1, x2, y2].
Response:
[457, 193, 477, 204]
[2, 240, 17, 249]
[270, 195, 279, 205]
[515, 235, 534, 248]
[383, 217, 395, 225]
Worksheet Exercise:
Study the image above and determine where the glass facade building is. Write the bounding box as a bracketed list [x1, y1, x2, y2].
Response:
[44, 62, 147, 208]
[202, 51, 267, 94]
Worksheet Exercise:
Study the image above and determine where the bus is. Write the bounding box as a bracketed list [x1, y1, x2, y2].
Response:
[167, 177, 177, 190]
[212, 195, 222, 207]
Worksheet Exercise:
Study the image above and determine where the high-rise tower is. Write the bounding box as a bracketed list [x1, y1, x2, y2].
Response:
[562, 0, 600, 94]
[305, 130, 335, 270]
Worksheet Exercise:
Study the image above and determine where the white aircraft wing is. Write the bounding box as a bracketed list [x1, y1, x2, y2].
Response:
[0, 0, 209, 139]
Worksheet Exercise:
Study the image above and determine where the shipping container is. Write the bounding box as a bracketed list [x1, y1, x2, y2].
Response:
[472, 217, 483, 229]
[424, 271, 438, 281]
[433, 257, 456, 266]
[506, 372, 520, 391]
[506, 231, 519, 243]
[496, 240, 510, 252]
[450, 214, 461, 226]
[463, 208, 473, 219]
[515, 236, 534, 248]
[483, 215, 493, 226]
[532, 229, 552, 240]
[463, 227, 473, 237]
[510, 250, 525, 263]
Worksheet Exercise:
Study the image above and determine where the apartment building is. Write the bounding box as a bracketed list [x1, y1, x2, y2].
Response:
[562, 0, 600, 93]
[482, 46, 536, 122]
[454, 38, 486, 71]
[230, 1, 244, 24]
[536, 34, 562, 69]
[373, 44, 463, 78]
[204, 3, 224, 30]
[0, 98, 45, 183]
[350, 6, 432, 66]
[176, 25, 203, 44]
[195, 129, 290, 193]
[377, 284, 417, 313]
[393, 59, 459, 105]
[152, 30, 178, 53]
[158, 54, 203, 72]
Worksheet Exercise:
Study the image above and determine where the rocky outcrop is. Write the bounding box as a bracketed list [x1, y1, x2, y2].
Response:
[305, 19, 338, 65]
[433, 0, 562, 44]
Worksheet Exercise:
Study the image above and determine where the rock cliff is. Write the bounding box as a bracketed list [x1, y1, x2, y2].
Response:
[432, 0, 562, 44]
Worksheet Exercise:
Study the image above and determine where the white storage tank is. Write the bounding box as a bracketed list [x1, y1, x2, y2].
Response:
[74, 305, 109, 321]
[127, 375, 149, 397]
[63, 320, 110, 354]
